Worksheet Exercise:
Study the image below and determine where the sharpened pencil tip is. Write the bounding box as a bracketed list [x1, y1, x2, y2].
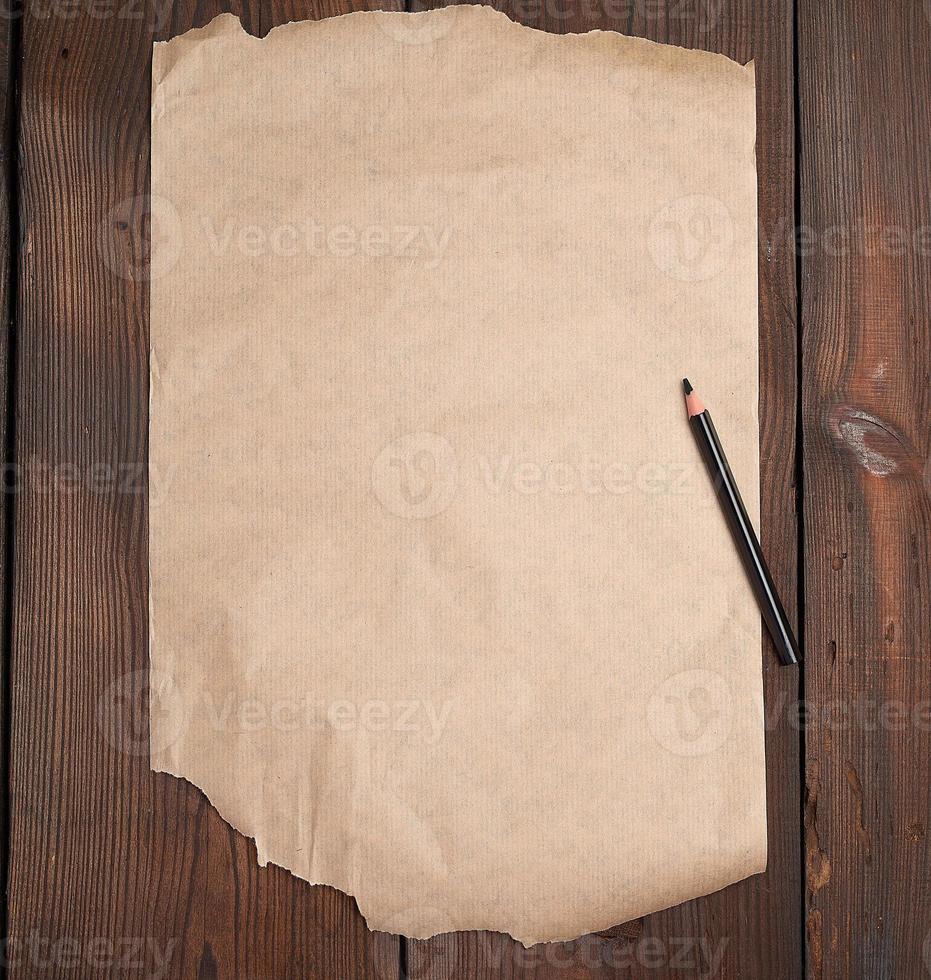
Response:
[684, 380, 706, 417]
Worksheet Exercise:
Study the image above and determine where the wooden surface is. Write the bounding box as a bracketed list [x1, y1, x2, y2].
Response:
[408, 2, 803, 979]
[9, 2, 400, 979]
[0, 0, 15, 959]
[3, 1, 929, 979]
[798, 0, 931, 977]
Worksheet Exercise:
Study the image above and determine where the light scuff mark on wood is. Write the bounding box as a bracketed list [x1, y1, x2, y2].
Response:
[845, 762, 873, 863]
[826, 403, 918, 478]
[805, 761, 833, 893]
[807, 908, 824, 980]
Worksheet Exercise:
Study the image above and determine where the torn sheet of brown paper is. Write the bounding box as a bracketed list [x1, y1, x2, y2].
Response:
[149, 7, 765, 945]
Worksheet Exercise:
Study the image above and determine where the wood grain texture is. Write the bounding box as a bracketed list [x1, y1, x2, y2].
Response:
[8, 2, 402, 979]
[10, 1, 810, 977]
[407, 2, 803, 978]
[798, 1, 931, 977]
[0, 0, 15, 954]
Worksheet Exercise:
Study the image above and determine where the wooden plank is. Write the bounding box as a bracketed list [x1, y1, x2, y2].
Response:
[408, 1, 803, 977]
[0, 0, 15, 956]
[8, 3, 402, 978]
[798, 1, 931, 977]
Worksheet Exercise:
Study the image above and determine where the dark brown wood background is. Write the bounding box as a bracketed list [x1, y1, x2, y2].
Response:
[1, 0, 928, 976]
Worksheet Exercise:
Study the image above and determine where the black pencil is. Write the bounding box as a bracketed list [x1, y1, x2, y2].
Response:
[683, 378, 801, 667]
